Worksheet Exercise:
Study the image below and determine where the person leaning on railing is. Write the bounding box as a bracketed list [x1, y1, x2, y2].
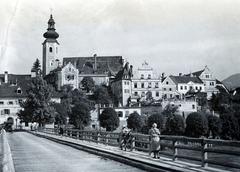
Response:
[149, 123, 161, 159]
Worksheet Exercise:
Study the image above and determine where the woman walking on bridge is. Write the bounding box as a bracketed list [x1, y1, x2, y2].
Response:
[149, 123, 160, 159]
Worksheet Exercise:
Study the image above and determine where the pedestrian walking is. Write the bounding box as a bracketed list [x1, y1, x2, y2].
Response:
[59, 126, 64, 137]
[149, 123, 161, 159]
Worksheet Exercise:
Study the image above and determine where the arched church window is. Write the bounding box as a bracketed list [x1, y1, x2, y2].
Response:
[49, 47, 53, 52]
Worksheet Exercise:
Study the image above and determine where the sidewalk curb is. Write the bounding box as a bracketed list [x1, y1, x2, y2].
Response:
[1, 130, 15, 172]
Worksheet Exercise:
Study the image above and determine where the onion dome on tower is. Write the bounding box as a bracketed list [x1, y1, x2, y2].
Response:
[43, 14, 59, 39]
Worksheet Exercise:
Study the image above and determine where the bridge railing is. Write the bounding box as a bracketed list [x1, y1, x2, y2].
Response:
[40, 128, 240, 170]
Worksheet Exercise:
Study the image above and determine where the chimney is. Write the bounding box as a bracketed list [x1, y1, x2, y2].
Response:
[93, 54, 97, 71]
[4, 71, 8, 83]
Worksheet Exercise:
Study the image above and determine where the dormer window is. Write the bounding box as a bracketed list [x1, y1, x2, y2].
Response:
[148, 74, 151, 79]
[17, 88, 22, 94]
[141, 74, 144, 79]
[49, 47, 53, 52]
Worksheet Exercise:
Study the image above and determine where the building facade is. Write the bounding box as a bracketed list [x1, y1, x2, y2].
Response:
[131, 61, 162, 102]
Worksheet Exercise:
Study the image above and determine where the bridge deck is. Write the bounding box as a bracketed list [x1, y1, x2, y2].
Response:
[7, 132, 143, 172]
[28, 131, 229, 172]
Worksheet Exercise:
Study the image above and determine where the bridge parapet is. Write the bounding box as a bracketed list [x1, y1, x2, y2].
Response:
[41, 128, 240, 171]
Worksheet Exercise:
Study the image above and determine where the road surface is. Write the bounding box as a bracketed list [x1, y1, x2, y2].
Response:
[7, 132, 144, 172]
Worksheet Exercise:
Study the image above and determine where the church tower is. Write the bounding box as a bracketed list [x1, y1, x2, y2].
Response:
[42, 14, 59, 76]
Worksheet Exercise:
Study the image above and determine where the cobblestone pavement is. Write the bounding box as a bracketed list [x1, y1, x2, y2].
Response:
[7, 132, 144, 172]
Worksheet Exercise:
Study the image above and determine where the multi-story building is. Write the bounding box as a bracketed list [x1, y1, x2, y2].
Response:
[162, 75, 204, 99]
[0, 71, 60, 128]
[131, 61, 162, 102]
[185, 66, 219, 99]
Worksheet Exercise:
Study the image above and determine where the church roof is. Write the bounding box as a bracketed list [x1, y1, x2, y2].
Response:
[43, 14, 59, 39]
[169, 75, 203, 84]
[63, 55, 124, 75]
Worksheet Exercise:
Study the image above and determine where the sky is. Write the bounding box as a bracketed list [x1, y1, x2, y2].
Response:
[0, 0, 240, 80]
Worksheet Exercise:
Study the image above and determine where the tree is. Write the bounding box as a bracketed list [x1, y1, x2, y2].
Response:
[32, 58, 41, 75]
[162, 104, 178, 117]
[220, 112, 239, 140]
[81, 76, 95, 93]
[185, 112, 208, 138]
[53, 103, 68, 125]
[127, 112, 143, 132]
[18, 76, 55, 127]
[164, 114, 185, 135]
[93, 85, 112, 105]
[147, 113, 164, 131]
[99, 108, 119, 131]
[207, 115, 222, 138]
[70, 101, 91, 129]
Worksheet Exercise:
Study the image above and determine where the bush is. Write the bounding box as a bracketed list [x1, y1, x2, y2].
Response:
[164, 114, 185, 135]
[147, 113, 164, 131]
[220, 113, 239, 140]
[99, 108, 119, 131]
[185, 112, 208, 138]
[127, 112, 143, 132]
[207, 115, 222, 138]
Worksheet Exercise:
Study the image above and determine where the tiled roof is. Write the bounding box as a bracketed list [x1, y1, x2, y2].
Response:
[63, 56, 124, 76]
[169, 75, 203, 84]
[185, 70, 204, 77]
[113, 62, 133, 82]
[0, 74, 31, 98]
[0, 74, 60, 98]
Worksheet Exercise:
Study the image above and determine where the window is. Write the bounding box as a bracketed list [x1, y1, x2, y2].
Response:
[141, 92, 145, 97]
[166, 81, 169, 85]
[141, 74, 144, 79]
[148, 74, 151, 79]
[180, 86, 183, 90]
[141, 83, 144, 88]
[0, 101, 4, 105]
[17, 88, 22, 94]
[49, 47, 53, 52]
[195, 86, 198, 90]
[125, 111, 130, 118]
[18, 99, 23, 104]
[205, 74, 209, 78]
[124, 89, 129, 93]
[25, 122, 29, 127]
[134, 82, 137, 88]
[170, 94, 173, 98]
[134, 92, 138, 96]
[169, 88, 172, 91]
[156, 92, 159, 97]
[190, 86, 193, 90]
[199, 86, 202, 90]
[4, 109, 10, 114]
[210, 82, 215, 86]
[163, 88, 166, 91]
[148, 82, 152, 88]
[8, 101, 13, 105]
[155, 82, 159, 88]
[118, 111, 123, 118]
[185, 86, 187, 90]
[192, 104, 195, 109]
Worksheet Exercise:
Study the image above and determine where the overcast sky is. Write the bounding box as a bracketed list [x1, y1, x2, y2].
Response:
[1, 0, 240, 80]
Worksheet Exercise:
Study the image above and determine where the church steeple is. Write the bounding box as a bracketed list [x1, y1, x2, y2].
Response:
[42, 14, 59, 76]
[43, 14, 59, 39]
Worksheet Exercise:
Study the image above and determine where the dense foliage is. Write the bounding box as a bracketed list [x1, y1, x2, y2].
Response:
[81, 76, 95, 93]
[127, 112, 143, 132]
[185, 112, 208, 138]
[147, 113, 164, 131]
[99, 108, 119, 131]
[164, 114, 185, 135]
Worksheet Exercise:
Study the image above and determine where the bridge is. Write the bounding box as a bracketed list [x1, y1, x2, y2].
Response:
[1, 129, 240, 172]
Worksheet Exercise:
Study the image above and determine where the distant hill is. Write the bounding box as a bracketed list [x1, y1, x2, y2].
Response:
[222, 73, 240, 90]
